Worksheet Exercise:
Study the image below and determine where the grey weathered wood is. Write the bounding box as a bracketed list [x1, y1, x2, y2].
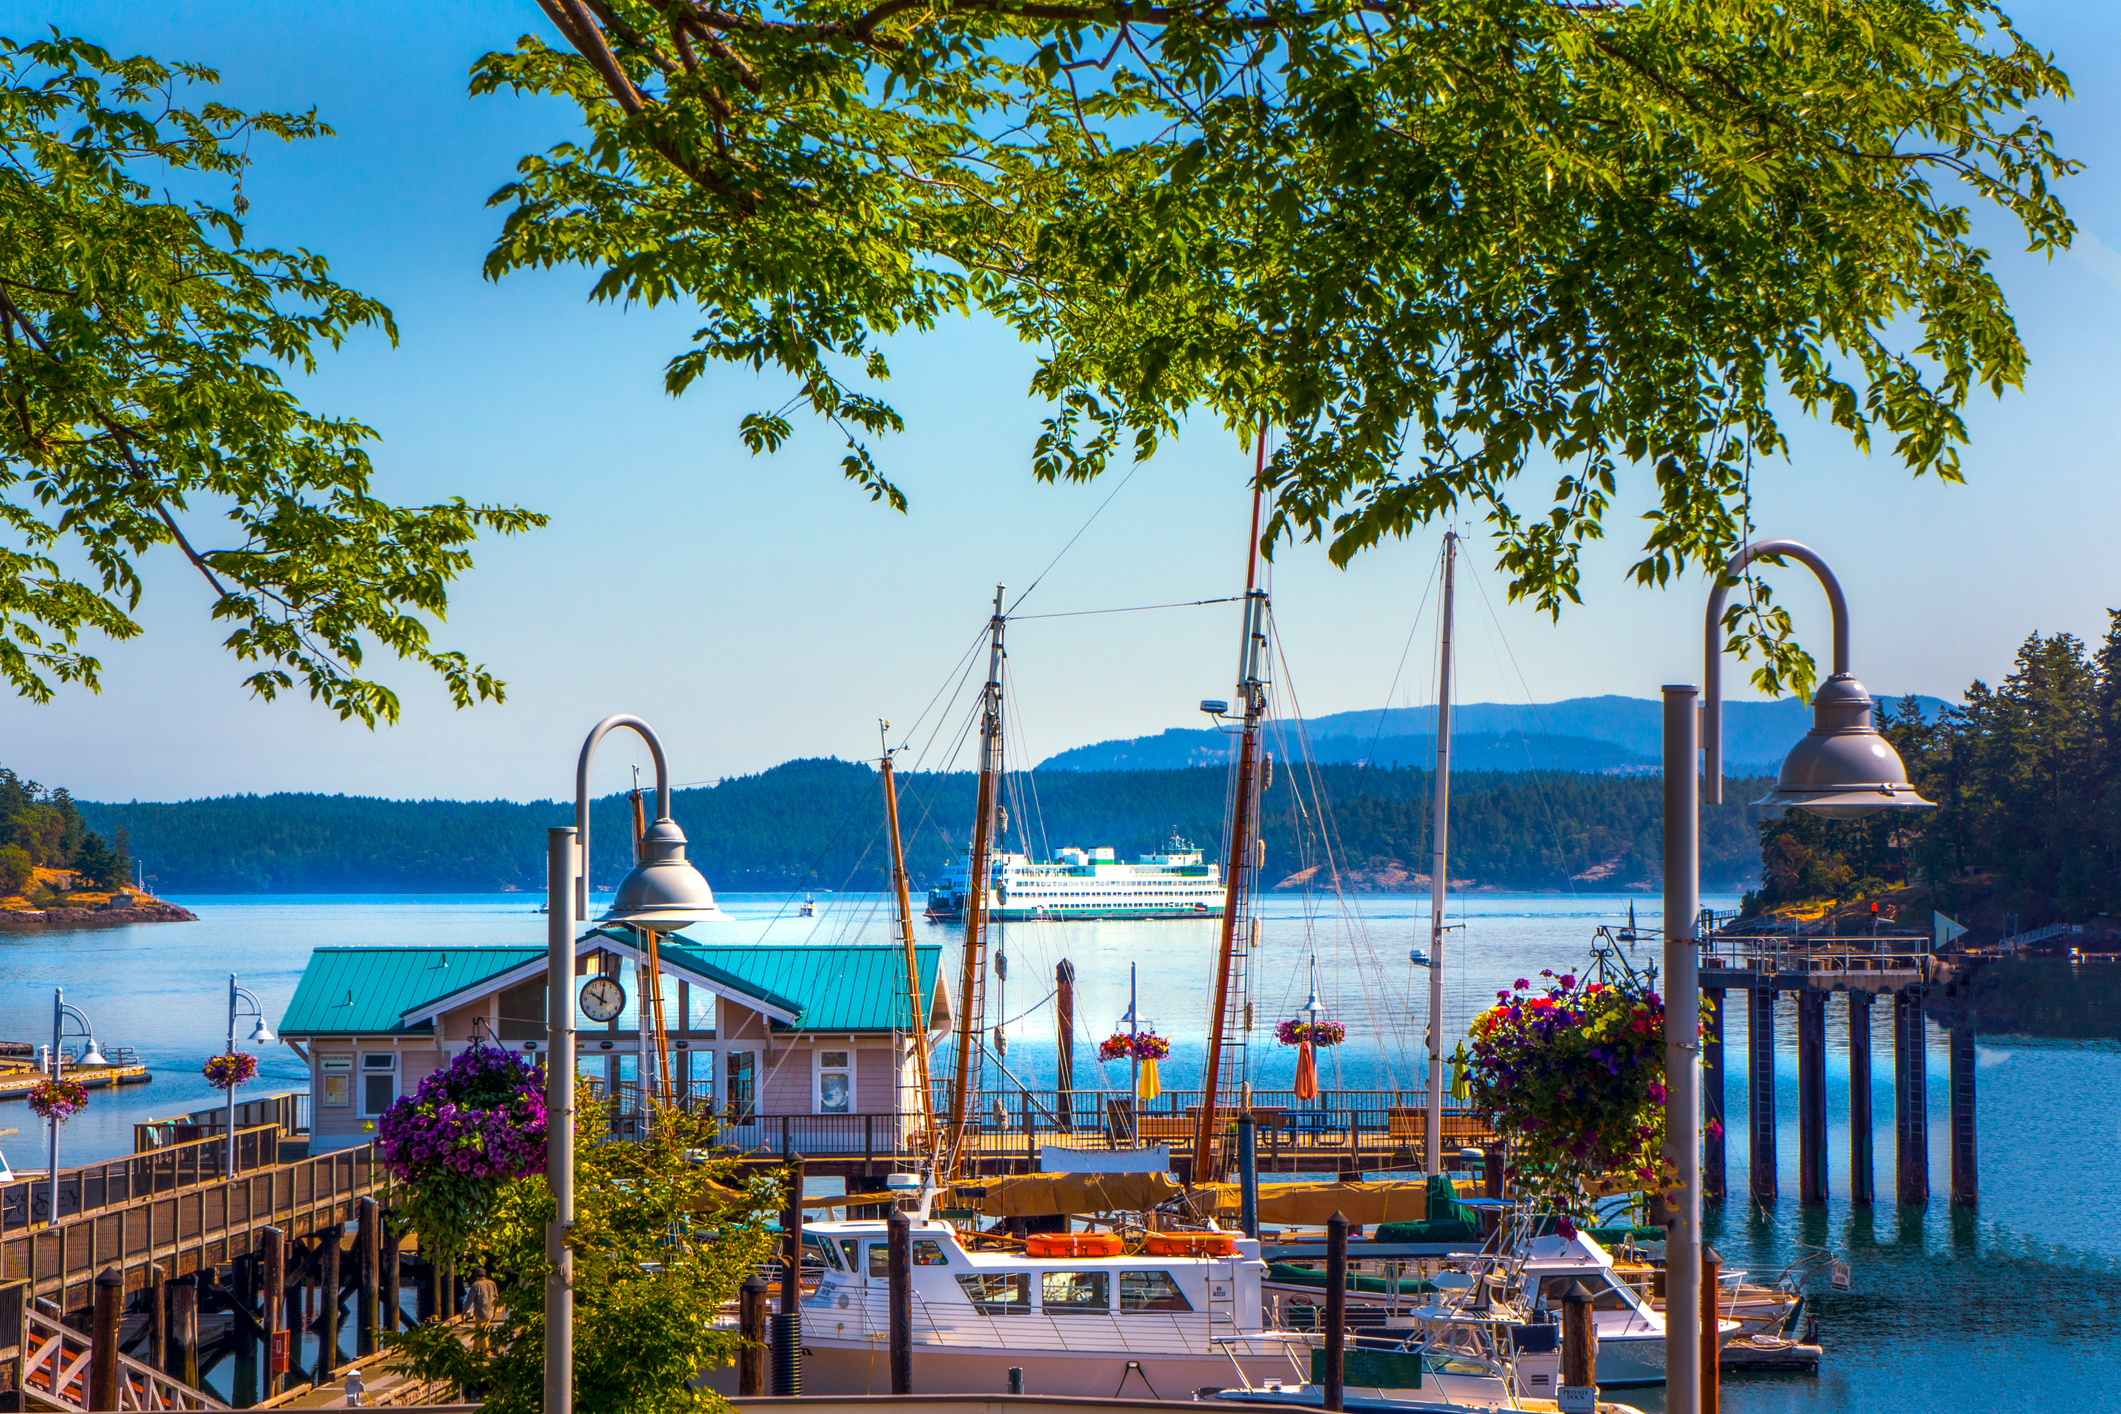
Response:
[887, 1208, 912, 1395]
[89, 1266, 121, 1411]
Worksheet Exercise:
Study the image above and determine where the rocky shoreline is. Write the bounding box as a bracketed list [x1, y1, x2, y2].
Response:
[0, 899, 197, 928]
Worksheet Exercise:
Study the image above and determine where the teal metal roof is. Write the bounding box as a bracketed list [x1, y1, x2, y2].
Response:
[278, 936, 944, 1037]
[279, 946, 541, 1036]
[657, 939, 943, 1033]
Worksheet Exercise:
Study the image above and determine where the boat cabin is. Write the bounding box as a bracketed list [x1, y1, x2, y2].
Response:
[276, 926, 948, 1154]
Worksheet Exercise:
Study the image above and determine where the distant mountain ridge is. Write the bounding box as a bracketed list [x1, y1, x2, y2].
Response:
[1037, 693, 1948, 773]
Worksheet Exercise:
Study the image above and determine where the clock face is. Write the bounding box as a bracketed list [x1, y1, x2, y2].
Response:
[579, 976, 627, 1023]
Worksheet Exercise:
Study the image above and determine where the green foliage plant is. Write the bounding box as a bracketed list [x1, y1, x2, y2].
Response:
[0, 35, 545, 724]
[476, 0, 2072, 698]
[1466, 966, 1711, 1214]
[387, 1087, 778, 1414]
[0, 844, 30, 896]
[71, 828, 126, 890]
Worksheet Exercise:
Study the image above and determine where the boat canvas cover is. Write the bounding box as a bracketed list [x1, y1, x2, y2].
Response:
[950, 1171, 1183, 1216]
[1199, 1180, 1436, 1225]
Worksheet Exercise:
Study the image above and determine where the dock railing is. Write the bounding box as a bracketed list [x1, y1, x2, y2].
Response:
[3, 1124, 285, 1230]
[622, 1085, 1494, 1163]
[133, 1090, 309, 1152]
[0, 1138, 380, 1311]
[1700, 929, 1933, 982]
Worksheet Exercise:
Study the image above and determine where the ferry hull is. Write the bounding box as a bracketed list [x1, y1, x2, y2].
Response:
[760, 1338, 1307, 1399]
[926, 903, 1223, 922]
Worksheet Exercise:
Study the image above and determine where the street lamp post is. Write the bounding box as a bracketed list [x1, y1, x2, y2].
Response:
[547, 716, 725, 1414]
[48, 989, 102, 1227]
[225, 975, 276, 1173]
[1664, 539, 1933, 1414]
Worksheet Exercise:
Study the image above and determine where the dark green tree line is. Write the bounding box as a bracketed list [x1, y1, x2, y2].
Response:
[1747, 613, 2121, 925]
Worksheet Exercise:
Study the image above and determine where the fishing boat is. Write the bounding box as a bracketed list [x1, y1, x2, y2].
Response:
[784, 1190, 1310, 1397]
[800, 894, 819, 918]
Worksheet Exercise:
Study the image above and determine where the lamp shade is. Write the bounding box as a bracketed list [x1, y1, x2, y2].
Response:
[1753, 674, 1935, 820]
[79, 1038, 108, 1068]
[599, 816, 727, 930]
[249, 1017, 277, 1045]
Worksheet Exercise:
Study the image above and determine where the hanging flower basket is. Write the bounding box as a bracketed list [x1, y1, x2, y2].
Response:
[28, 1077, 89, 1123]
[1275, 1019, 1346, 1047]
[1464, 969, 1710, 1212]
[375, 1043, 547, 1264]
[202, 1052, 258, 1091]
[1097, 1031, 1171, 1062]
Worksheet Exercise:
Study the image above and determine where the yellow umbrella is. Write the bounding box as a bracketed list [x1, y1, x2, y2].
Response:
[1137, 1057, 1161, 1100]
[1450, 1040, 1472, 1102]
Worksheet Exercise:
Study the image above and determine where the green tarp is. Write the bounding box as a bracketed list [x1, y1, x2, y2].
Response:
[1372, 1174, 1484, 1244]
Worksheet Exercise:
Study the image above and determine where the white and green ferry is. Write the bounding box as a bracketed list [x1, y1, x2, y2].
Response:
[925, 837, 1223, 921]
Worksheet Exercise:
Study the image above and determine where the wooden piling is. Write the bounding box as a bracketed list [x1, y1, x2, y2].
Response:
[887, 1207, 912, 1395]
[739, 1274, 769, 1396]
[1894, 992, 1929, 1205]
[1848, 992, 1874, 1205]
[1702, 986, 1726, 1201]
[1561, 1279, 1597, 1398]
[1700, 1247, 1722, 1414]
[1323, 1212, 1347, 1413]
[746, 1271, 780, 1407]
[1797, 990, 1828, 1206]
[1950, 1021, 1977, 1207]
[1055, 960, 1075, 1129]
[416, 1257, 436, 1326]
[358, 1198, 381, 1355]
[262, 1228, 285, 1397]
[1747, 987, 1778, 1203]
[89, 1266, 121, 1411]
[171, 1273, 200, 1391]
[1481, 1144, 1503, 1200]
[316, 1223, 341, 1383]
[147, 1262, 168, 1379]
[381, 1221, 400, 1331]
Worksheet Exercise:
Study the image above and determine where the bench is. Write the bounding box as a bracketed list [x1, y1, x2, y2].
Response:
[1386, 1108, 1494, 1144]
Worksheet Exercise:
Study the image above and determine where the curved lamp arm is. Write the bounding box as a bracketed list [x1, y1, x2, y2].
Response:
[1704, 539, 1850, 805]
[574, 715, 672, 920]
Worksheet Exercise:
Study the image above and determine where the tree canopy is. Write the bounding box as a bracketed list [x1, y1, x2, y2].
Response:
[1747, 612, 2121, 926]
[480, 0, 2072, 695]
[0, 35, 544, 724]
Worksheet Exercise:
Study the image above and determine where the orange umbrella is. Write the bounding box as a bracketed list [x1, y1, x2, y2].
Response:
[1294, 1038, 1318, 1101]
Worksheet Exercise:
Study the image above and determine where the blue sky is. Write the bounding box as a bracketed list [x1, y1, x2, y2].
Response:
[4, 2, 2119, 803]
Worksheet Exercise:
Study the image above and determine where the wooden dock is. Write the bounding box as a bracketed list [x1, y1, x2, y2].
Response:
[1700, 926, 1975, 1209]
[0, 1061, 152, 1101]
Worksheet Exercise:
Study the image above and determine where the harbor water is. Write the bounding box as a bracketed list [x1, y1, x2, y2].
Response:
[0, 891, 2113, 1411]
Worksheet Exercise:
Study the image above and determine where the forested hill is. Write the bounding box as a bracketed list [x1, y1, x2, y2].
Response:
[82, 761, 1768, 895]
[1041, 694, 1947, 772]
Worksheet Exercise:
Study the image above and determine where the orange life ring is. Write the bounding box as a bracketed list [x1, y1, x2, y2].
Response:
[1025, 1232, 1126, 1258]
[1143, 1232, 1239, 1257]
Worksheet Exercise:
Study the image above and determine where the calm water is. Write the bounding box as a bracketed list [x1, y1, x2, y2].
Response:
[2, 891, 2112, 1412]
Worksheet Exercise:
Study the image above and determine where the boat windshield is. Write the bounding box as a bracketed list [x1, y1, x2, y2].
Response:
[1118, 1270, 1193, 1312]
[1042, 1271, 1109, 1313]
[1534, 1274, 1634, 1311]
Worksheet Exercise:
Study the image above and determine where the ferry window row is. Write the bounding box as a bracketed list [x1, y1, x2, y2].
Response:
[953, 1270, 1192, 1314]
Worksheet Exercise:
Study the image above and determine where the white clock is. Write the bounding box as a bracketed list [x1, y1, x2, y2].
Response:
[579, 976, 627, 1022]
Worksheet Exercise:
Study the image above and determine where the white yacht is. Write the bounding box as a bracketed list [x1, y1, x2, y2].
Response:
[752, 1206, 1308, 1397]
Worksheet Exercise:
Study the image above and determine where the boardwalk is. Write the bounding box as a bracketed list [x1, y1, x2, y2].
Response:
[0, 1125, 382, 1312]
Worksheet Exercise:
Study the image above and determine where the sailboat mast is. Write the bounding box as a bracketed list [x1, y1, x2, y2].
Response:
[880, 723, 938, 1155]
[1193, 444, 1271, 1183]
[945, 586, 1007, 1177]
[1425, 531, 1457, 1174]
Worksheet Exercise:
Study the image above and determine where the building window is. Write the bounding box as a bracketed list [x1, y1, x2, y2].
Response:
[361, 1054, 397, 1116]
[320, 1054, 352, 1108]
[816, 1049, 852, 1115]
[726, 1050, 756, 1123]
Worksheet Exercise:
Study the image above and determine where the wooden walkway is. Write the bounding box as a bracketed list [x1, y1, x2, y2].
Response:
[0, 1128, 382, 1313]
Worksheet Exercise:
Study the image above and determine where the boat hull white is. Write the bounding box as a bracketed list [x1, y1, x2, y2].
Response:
[698, 1337, 1307, 1400]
